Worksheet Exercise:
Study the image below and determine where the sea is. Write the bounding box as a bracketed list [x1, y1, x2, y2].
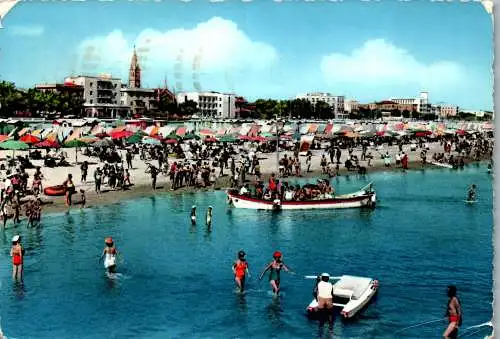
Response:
[0, 163, 493, 339]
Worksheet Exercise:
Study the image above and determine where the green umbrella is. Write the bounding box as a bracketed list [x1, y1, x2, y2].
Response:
[183, 133, 200, 140]
[0, 140, 29, 150]
[0, 139, 29, 158]
[126, 133, 143, 144]
[218, 135, 237, 143]
[167, 133, 180, 140]
[64, 139, 88, 164]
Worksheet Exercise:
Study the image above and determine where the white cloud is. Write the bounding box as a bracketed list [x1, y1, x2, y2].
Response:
[75, 17, 278, 90]
[320, 39, 466, 95]
[9, 25, 44, 37]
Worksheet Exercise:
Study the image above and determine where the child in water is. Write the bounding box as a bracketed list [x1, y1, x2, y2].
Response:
[191, 205, 196, 225]
[100, 237, 119, 273]
[80, 189, 86, 208]
[206, 206, 213, 229]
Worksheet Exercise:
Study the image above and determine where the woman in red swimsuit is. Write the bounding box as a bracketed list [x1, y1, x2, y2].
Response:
[10, 235, 24, 281]
[232, 250, 250, 292]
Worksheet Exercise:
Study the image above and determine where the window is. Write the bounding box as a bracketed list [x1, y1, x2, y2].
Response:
[121, 101, 124, 105]
[90, 82, 93, 87]
[90, 100, 93, 104]
[90, 91, 93, 95]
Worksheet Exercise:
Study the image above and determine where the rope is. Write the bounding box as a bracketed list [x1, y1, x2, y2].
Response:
[393, 318, 446, 334]
[459, 327, 484, 338]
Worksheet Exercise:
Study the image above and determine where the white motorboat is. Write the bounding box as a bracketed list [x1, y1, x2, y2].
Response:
[306, 275, 379, 319]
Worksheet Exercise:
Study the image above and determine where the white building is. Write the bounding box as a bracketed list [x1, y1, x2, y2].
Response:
[176, 91, 236, 119]
[389, 91, 429, 113]
[344, 99, 359, 114]
[120, 86, 155, 116]
[64, 74, 127, 118]
[295, 92, 345, 118]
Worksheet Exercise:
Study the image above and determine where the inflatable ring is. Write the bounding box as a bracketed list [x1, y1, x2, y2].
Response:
[44, 185, 67, 197]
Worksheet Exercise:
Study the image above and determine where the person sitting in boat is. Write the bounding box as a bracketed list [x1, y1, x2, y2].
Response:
[467, 184, 477, 201]
[284, 186, 294, 201]
[259, 251, 293, 296]
[239, 184, 250, 196]
[263, 188, 272, 200]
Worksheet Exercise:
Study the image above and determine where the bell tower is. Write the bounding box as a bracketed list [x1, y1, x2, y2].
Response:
[128, 46, 141, 88]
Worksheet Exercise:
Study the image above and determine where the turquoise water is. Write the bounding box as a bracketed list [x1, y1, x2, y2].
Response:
[0, 164, 493, 338]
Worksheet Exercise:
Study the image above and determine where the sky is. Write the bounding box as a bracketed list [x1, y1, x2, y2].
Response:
[0, 1, 493, 110]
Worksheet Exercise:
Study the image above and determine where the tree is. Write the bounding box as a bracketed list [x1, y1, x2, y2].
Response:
[402, 110, 411, 119]
[254, 99, 279, 119]
[314, 100, 332, 119]
[178, 99, 199, 117]
[391, 109, 401, 117]
[0, 81, 23, 117]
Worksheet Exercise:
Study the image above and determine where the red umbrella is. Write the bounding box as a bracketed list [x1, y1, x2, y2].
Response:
[456, 129, 466, 136]
[35, 140, 60, 149]
[111, 130, 134, 139]
[239, 135, 252, 141]
[251, 136, 267, 142]
[204, 137, 218, 142]
[415, 131, 432, 137]
[165, 139, 178, 144]
[20, 134, 41, 144]
[0, 135, 9, 142]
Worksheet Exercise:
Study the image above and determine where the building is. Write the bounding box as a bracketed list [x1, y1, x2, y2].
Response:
[64, 74, 126, 118]
[389, 91, 429, 113]
[129, 46, 141, 89]
[120, 86, 155, 116]
[439, 105, 459, 117]
[35, 82, 84, 100]
[295, 92, 345, 118]
[344, 99, 359, 114]
[176, 91, 236, 119]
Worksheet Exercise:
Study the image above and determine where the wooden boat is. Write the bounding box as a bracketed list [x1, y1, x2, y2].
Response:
[306, 275, 379, 319]
[227, 183, 376, 210]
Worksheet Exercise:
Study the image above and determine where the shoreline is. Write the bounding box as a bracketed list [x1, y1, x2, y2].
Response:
[32, 157, 490, 217]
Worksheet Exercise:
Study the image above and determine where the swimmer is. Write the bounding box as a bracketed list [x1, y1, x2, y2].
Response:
[206, 206, 213, 229]
[10, 235, 24, 281]
[467, 184, 477, 201]
[443, 285, 462, 339]
[259, 251, 293, 296]
[232, 250, 250, 292]
[191, 205, 196, 225]
[99, 237, 119, 274]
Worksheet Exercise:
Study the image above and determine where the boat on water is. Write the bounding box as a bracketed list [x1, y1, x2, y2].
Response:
[430, 161, 454, 169]
[226, 183, 376, 210]
[306, 275, 379, 319]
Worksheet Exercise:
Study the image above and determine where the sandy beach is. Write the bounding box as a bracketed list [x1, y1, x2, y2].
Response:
[0, 139, 489, 218]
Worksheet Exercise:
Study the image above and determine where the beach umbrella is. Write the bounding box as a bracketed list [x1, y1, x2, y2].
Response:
[166, 133, 180, 140]
[125, 133, 143, 144]
[0, 139, 29, 157]
[165, 139, 178, 144]
[92, 138, 114, 148]
[183, 133, 200, 140]
[204, 137, 218, 143]
[20, 134, 41, 145]
[142, 137, 162, 146]
[35, 140, 60, 149]
[0, 140, 28, 150]
[0, 135, 9, 143]
[78, 136, 98, 144]
[64, 139, 88, 164]
[111, 130, 134, 140]
[218, 135, 237, 143]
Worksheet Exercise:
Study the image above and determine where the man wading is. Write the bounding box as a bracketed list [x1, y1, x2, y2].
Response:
[316, 273, 335, 330]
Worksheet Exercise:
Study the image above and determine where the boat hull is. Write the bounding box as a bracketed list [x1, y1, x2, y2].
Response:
[227, 190, 376, 210]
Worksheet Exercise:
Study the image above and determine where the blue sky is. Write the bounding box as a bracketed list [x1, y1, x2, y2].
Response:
[0, 1, 493, 110]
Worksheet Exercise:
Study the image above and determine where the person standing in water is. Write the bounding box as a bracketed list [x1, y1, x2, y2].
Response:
[99, 237, 119, 274]
[259, 251, 293, 296]
[443, 285, 462, 339]
[467, 184, 477, 201]
[316, 273, 335, 329]
[63, 174, 76, 210]
[232, 250, 250, 292]
[191, 205, 197, 225]
[10, 235, 24, 281]
[206, 206, 213, 229]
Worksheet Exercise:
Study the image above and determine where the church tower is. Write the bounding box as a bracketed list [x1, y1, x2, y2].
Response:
[128, 46, 141, 88]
